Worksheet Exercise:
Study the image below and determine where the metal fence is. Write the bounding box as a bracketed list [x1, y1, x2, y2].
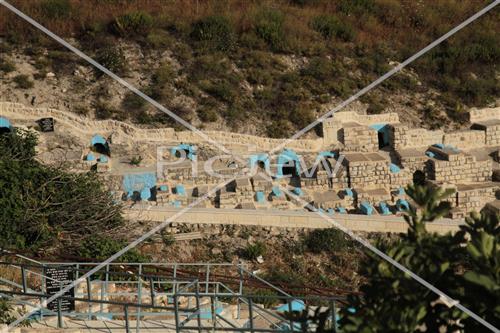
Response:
[0, 260, 344, 332]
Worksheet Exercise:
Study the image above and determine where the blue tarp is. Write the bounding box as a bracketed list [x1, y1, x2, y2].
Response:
[337, 207, 347, 214]
[379, 202, 391, 215]
[327, 208, 334, 215]
[292, 187, 303, 196]
[397, 199, 409, 211]
[425, 151, 435, 158]
[256, 191, 265, 202]
[370, 123, 391, 146]
[86, 153, 95, 161]
[175, 184, 186, 196]
[272, 186, 283, 197]
[433, 143, 445, 149]
[276, 149, 301, 177]
[0, 117, 11, 129]
[276, 300, 305, 313]
[99, 156, 108, 163]
[159, 185, 168, 191]
[389, 163, 401, 173]
[91, 134, 107, 146]
[171, 144, 196, 161]
[173, 200, 181, 208]
[123, 172, 157, 200]
[398, 187, 405, 196]
[360, 201, 374, 215]
[345, 188, 353, 197]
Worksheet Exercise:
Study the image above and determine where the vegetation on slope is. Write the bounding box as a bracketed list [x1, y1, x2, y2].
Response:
[0, 129, 147, 262]
[0, 0, 498, 136]
[289, 185, 500, 332]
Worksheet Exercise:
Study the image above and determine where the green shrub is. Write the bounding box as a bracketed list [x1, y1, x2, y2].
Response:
[203, 81, 237, 103]
[111, 11, 154, 37]
[243, 241, 266, 260]
[197, 107, 218, 122]
[130, 156, 142, 165]
[95, 46, 125, 75]
[338, 0, 375, 15]
[190, 15, 236, 52]
[311, 15, 355, 41]
[152, 63, 176, 87]
[161, 232, 175, 246]
[94, 102, 115, 120]
[40, 0, 71, 19]
[12, 75, 34, 89]
[0, 129, 124, 251]
[254, 9, 287, 51]
[77, 236, 149, 262]
[0, 58, 15, 73]
[304, 228, 351, 253]
[122, 92, 146, 111]
[146, 30, 173, 48]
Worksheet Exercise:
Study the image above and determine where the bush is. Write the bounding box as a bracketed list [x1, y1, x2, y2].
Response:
[12, 75, 34, 89]
[77, 236, 149, 262]
[152, 63, 176, 87]
[338, 0, 375, 15]
[311, 15, 355, 41]
[146, 30, 173, 48]
[254, 9, 287, 51]
[130, 156, 142, 165]
[0, 58, 15, 73]
[304, 228, 351, 253]
[0, 129, 124, 251]
[111, 11, 154, 37]
[94, 102, 115, 120]
[197, 107, 218, 122]
[39, 0, 71, 19]
[190, 15, 236, 52]
[122, 92, 147, 111]
[95, 46, 125, 75]
[243, 241, 266, 260]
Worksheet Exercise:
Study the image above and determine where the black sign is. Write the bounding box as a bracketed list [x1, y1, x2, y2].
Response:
[44, 266, 75, 312]
[38, 117, 55, 132]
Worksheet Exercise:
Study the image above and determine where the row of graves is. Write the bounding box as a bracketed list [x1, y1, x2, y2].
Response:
[2, 105, 499, 219]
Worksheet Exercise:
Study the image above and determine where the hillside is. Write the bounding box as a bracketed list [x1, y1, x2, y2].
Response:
[0, 0, 499, 138]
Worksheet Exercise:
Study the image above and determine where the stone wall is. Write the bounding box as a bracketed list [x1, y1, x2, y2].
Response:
[392, 124, 444, 150]
[0, 102, 322, 152]
[443, 130, 486, 149]
[453, 183, 499, 216]
[341, 124, 378, 152]
[427, 154, 491, 183]
[468, 106, 500, 123]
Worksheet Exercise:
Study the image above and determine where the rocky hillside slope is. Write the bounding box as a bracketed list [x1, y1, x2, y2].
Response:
[0, 0, 498, 138]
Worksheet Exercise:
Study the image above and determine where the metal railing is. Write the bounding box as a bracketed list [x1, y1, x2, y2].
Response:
[0, 260, 345, 332]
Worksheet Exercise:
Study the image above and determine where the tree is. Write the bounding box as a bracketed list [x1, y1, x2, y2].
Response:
[339, 184, 499, 332]
[285, 184, 499, 332]
[0, 129, 124, 252]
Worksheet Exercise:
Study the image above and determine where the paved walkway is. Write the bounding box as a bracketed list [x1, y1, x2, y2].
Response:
[124, 207, 463, 234]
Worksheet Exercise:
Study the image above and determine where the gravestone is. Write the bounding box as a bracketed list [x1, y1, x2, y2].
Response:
[44, 266, 75, 312]
[38, 117, 55, 132]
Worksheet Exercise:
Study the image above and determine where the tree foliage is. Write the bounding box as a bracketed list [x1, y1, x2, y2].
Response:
[339, 185, 500, 332]
[285, 184, 499, 332]
[0, 129, 124, 252]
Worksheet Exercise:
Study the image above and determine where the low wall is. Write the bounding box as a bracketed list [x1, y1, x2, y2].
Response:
[469, 106, 500, 123]
[124, 207, 463, 234]
[0, 102, 322, 152]
[443, 130, 486, 148]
